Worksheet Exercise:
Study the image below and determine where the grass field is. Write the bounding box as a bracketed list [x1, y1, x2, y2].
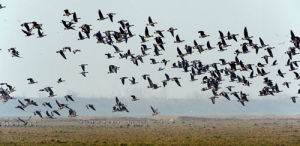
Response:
[0, 116, 300, 145]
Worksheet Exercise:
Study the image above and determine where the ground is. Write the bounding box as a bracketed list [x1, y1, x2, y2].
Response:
[0, 116, 300, 145]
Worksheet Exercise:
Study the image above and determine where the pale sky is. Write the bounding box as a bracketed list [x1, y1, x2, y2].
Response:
[0, 0, 300, 116]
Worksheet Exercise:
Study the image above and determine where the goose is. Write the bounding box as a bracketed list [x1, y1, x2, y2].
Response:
[17, 116, 31, 126]
[97, 9, 107, 20]
[277, 69, 286, 78]
[150, 58, 158, 64]
[22, 29, 34, 36]
[209, 96, 218, 104]
[42, 102, 52, 109]
[154, 30, 164, 37]
[242, 27, 253, 40]
[61, 20, 75, 30]
[206, 41, 215, 50]
[139, 35, 148, 43]
[150, 106, 159, 116]
[120, 77, 128, 85]
[190, 73, 197, 81]
[51, 110, 61, 116]
[80, 71, 88, 77]
[176, 47, 186, 57]
[68, 108, 77, 118]
[141, 74, 150, 80]
[57, 78, 65, 83]
[72, 49, 81, 54]
[226, 31, 238, 41]
[27, 78, 37, 84]
[48, 90, 57, 97]
[55, 100, 69, 110]
[226, 86, 234, 92]
[198, 31, 209, 38]
[108, 65, 119, 74]
[171, 77, 181, 87]
[43, 111, 53, 119]
[33, 110, 43, 119]
[0, 4, 6, 9]
[147, 16, 157, 26]
[65, 95, 74, 102]
[37, 29, 46, 38]
[162, 80, 168, 87]
[218, 30, 225, 39]
[144, 27, 153, 38]
[86, 104, 96, 111]
[158, 67, 165, 71]
[107, 12, 116, 22]
[72, 12, 81, 23]
[272, 60, 278, 66]
[16, 105, 25, 111]
[129, 77, 138, 84]
[219, 92, 230, 100]
[130, 95, 139, 101]
[21, 22, 32, 32]
[79, 64, 88, 72]
[31, 22, 42, 30]
[78, 31, 85, 40]
[282, 82, 291, 88]
[56, 50, 67, 60]
[174, 35, 184, 43]
[291, 96, 298, 103]
[167, 27, 177, 37]
[112, 45, 123, 53]
[259, 37, 269, 48]
[294, 72, 300, 80]
[161, 59, 170, 66]
[63, 9, 72, 16]
[105, 53, 114, 59]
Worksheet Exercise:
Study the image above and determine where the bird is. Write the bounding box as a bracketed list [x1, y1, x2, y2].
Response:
[86, 104, 96, 111]
[107, 12, 116, 22]
[147, 16, 157, 26]
[130, 95, 139, 101]
[120, 77, 128, 85]
[198, 31, 209, 38]
[57, 78, 65, 83]
[63, 9, 72, 16]
[33, 110, 43, 119]
[167, 27, 177, 37]
[97, 9, 108, 20]
[291, 96, 298, 103]
[150, 106, 159, 116]
[80, 71, 88, 77]
[37, 29, 46, 38]
[56, 50, 67, 60]
[27, 78, 37, 84]
[209, 96, 218, 104]
[17, 116, 31, 126]
[79, 64, 88, 72]
[22, 29, 34, 36]
[42, 102, 52, 109]
[65, 95, 74, 102]
[174, 35, 184, 43]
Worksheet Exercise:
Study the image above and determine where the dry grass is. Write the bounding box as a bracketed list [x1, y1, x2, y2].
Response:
[0, 116, 300, 145]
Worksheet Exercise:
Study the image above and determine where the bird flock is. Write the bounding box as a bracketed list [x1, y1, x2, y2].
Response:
[0, 4, 300, 124]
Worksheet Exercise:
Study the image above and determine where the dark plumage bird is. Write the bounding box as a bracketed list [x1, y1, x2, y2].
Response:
[291, 96, 297, 103]
[147, 16, 157, 26]
[130, 95, 139, 101]
[97, 9, 107, 20]
[150, 106, 159, 116]
[65, 95, 74, 102]
[56, 50, 67, 60]
[86, 104, 96, 111]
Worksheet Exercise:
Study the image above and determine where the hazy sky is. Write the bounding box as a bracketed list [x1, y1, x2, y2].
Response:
[0, 0, 300, 116]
